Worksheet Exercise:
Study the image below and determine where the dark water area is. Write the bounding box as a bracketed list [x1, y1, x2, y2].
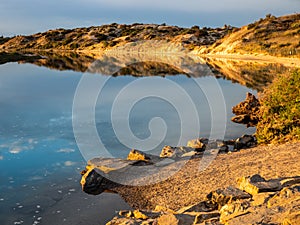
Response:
[0, 54, 292, 224]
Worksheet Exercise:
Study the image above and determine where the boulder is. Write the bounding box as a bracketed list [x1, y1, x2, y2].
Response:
[127, 149, 151, 161]
[81, 168, 120, 195]
[207, 186, 251, 209]
[157, 213, 195, 225]
[237, 174, 282, 195]
[160, 146, 196, 158]
[267, 185, 300, 208]
[280, 176, 300, 188]
[193, 212, 220, 224]
[186, 138, 206, 151]
[219, 200, 250, 223]
[106, 217, 140, 225]
[119, 209, 161, 220]
[234, 134, 257, 150]
[251, 192, 274, 206]
[176, 201, 217, 214]
[218, 144, 229, 153]
[231, 92, 260, 127]
[154, 205, 176, 214]
[156, 214, 179, 225]
[81, 157, 189, 194]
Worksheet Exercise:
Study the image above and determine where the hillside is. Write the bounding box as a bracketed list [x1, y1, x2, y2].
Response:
[0, 24, 231, 52]
[0, 13, 299, 58]
[196, 13, 300, 57]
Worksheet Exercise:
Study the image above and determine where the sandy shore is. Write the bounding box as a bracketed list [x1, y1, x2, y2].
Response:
[113, 141, 300, 210]
[201, 53, 300, 68]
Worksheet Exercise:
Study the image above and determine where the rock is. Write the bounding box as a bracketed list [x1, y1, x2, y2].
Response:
[127, 149, 152, 162]
[119, 209, 161, 220]
[193, 212, 220, 224]
[231, 114, 250, 124]
[207, 186, 251, 209]
[280, 176, 300, 188]
[218, 144, 229, 153]
[160, 146, 177, 158]
[106, 217, 140, 225]
[196, 218, 222, 225]
[237, 174, 282, 195]
[282, 211, 300, 225]
[267, 185, 300, 208]
[205, 140, 219, 150]
[231, 92, 260, 127]
[156, 214, 179, 225]
[160, 146, 196, 158]
[227, 145, 235, 152]
[177, 201, 217, 214]
[181, 150, 198, 158]
[186, 138, 206, 151]
[81, 168, 120, 195]
[154, 205, 176, 214]
[251, 192, 274, 206]
[104, 175, 300, 225]
[234, 134, 256, 150]
[219, 200, 250, 224]
[157, 213, 195, 225]
[119, 210, 133, 218]
[224, 207, 273, 225]
[224, 140, 235, 146]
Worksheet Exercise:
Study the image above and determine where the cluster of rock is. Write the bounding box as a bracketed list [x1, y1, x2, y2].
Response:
[231, 92, 261, 127]
[107, 174, 300, 225]
[81, 134, 257, 195]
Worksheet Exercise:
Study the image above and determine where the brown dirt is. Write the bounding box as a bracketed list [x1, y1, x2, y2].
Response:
[115, 141, 300, 210]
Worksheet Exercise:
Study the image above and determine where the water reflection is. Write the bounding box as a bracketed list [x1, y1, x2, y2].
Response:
[0, 51, 296, 91]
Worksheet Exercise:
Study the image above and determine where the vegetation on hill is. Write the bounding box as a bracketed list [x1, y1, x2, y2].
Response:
[0, 24, 231, 52]
[256, 69, 300, 143]
[0, 13, 299, 58]
[201, 13, 300, 57]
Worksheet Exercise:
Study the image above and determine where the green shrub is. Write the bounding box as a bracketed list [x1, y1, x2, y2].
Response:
[256, 70, 300, 143]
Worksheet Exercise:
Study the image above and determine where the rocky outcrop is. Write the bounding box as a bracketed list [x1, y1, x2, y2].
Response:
[237, 174, 282, 195]
[231, 92, 260, 127]
[81, 135, 257, 195]
[106, 175, 300, 225]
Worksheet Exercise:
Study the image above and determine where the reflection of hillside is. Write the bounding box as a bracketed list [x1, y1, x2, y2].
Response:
[112, 61, 187, 76]
[87, 52, 212, 77]
[205, 57, 290, 91]
[5, 51, 213, 77]
[0, 52, 41, 65]
[1, 51, 294, 91]
[30, 51, 95, 72]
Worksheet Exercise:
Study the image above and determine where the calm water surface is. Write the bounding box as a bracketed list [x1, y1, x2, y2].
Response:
[0, 61, 257, 225]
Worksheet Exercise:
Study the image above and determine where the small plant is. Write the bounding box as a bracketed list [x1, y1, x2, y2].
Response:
[256, 70, 300, 144]
[69, 43, 79, 49]
[247, 23, 256, 30]
[265, 13, 272, 19]
[279, 43, 291, 48]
